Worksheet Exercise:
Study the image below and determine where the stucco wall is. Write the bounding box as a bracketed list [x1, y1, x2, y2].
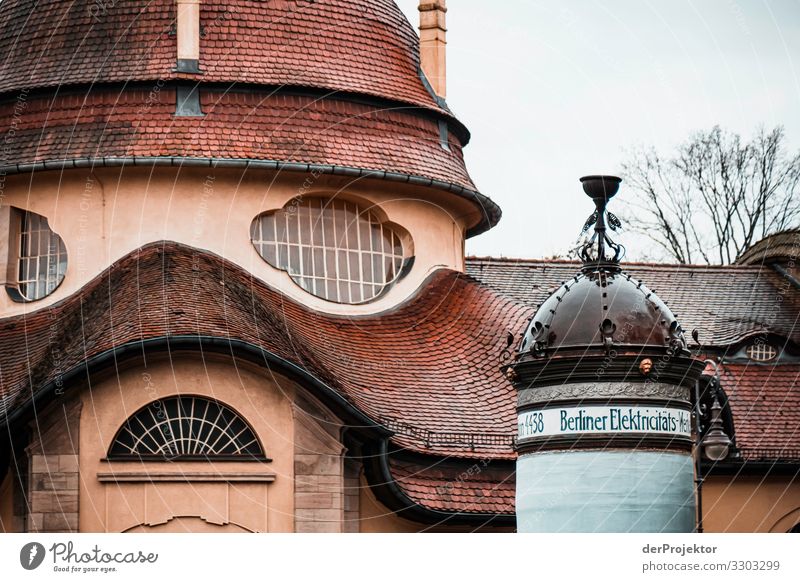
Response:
[0, 167, 473, 317]
[358, 475, 424, 533]
[357, 474, 515, 533]
[0, 470, 14, 532]
[703, 474, 800, 532]
[79, 355, 297, 532]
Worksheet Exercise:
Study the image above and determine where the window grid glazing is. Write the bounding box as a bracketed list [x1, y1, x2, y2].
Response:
[746, 342, 777, 362]
[18, 211, 67, 301]
[251, 198, 405, 304]
[108, 396, 264, 458]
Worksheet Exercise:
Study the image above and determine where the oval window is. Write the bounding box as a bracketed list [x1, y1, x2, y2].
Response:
[746, 342, 777, 362]
[4, 208, 68, 302]
[251, 198, 412, 304]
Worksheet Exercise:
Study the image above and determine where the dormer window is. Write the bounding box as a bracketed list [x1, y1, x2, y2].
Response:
[2, 207, 68, 302]
[251, 197, 413, 304]
[746, 342, 778, 362]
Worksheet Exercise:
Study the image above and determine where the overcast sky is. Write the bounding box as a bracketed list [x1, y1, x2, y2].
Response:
[397, 0, 800, 260]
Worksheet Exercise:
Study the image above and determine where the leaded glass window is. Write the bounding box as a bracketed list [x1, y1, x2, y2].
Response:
[251, 198, 409, 304]
[17, 210, 67, 301]
[108, 396, 265, 460]
[746, 342, 777, 362]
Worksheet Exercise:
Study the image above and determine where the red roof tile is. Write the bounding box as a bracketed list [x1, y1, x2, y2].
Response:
[736, 229, 800, 267]
[0, 0, 447, 114]
[0, 244, 797, 519]
[1, 245, 796, 463]
[0, 242, 529, 459]
[720, 363, 800, 460]
[389, 455, 516, 515]
[0, 89, 489, 211]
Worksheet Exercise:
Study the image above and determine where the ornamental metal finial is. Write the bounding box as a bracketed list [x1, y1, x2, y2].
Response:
[578, 175, 625, 264]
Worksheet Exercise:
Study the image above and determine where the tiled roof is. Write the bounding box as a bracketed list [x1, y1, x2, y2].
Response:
[466, 257, 800, 346]
[0, 89, 492, 219]
[0, 0, 446, 114]
[0, 244, 797, 518]
[388, 455, 516, 516]
[736, 229, 800, 267]
[721, 363, 800, 461]
[0, 242, 530, 459]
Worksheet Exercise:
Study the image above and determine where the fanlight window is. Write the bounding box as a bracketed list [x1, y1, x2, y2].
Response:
[251, 198, 409, 304]
[746, 342, 778, 362]
[108, 397, 265, 459]
[16, 210, 68, 301]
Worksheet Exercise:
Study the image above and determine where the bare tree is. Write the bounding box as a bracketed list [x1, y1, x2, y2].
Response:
[621, 126, 800, 264]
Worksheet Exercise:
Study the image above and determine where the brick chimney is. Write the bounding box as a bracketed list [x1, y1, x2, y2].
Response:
[176, 0, 201, 73]
[418, 1, 447, 99]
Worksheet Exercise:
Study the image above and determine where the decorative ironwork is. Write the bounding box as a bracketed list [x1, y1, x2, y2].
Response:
[581, 210, 621, 234]
[500, 331, 515, 362]
[577, 175, 626, 264]
[667, 320, 686, 354]
[108, 396, 265, 459]
[524, 321, 548, 356]
[599, 318, 617, 353]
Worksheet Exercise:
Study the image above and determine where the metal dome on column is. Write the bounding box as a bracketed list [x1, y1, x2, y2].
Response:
[505, 176, 705, 533]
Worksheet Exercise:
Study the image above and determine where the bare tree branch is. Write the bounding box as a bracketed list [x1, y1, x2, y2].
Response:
[621, 125, 800, 264]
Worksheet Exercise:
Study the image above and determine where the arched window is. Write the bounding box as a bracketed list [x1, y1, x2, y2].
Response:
[3, 208, 67, 302]
[251, 198, 411, 304]
[108, 396, 266, 460]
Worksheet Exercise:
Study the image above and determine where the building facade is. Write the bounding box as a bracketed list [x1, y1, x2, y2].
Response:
[0, 0, 798, 533]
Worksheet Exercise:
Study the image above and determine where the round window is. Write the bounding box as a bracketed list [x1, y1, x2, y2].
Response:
[251, 198, 412, 304]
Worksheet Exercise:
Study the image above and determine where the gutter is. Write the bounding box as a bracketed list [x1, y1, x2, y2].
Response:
[771, 263, 800, 291]
[1, 334, 515, 526]
[0, 157, 500, 238]
[362, 439, 517, 528]
[0, 335, 391, 439]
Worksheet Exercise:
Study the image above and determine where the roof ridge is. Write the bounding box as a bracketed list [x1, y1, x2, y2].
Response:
[465, 256, 774, 271]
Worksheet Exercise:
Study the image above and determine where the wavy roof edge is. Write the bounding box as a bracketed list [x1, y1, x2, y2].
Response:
[0, 241, 526, 459]
[736, 229, 800, 266]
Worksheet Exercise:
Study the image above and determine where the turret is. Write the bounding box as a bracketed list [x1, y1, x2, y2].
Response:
[505, 176, 705, 532]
